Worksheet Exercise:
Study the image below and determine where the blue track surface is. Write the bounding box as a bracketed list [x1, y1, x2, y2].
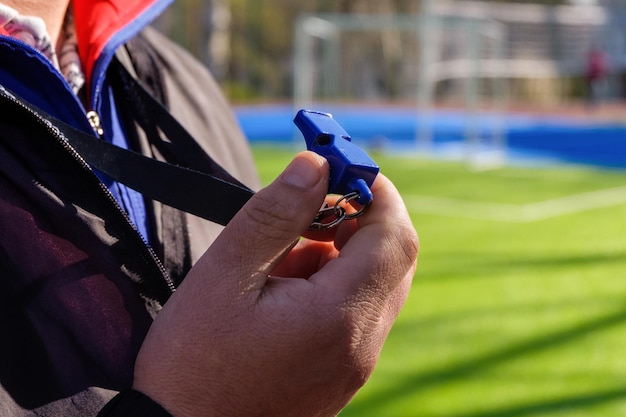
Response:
[234, 104, 626, 169]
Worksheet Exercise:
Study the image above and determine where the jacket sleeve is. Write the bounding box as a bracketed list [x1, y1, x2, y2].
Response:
[98, 390, 173, 417]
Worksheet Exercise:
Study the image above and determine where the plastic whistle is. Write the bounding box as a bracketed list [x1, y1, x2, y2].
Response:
[294, 109, 379, 206]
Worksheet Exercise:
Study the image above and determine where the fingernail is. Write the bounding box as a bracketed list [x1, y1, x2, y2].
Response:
[282, 156, 321, 189]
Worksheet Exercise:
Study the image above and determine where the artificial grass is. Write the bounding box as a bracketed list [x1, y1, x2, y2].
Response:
[252, 145, 626, 417]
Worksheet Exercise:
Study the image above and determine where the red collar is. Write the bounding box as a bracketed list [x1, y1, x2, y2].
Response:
[72, 0, 169, 88]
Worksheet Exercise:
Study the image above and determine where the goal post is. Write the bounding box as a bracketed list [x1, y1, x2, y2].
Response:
[292, 13, 509, 169]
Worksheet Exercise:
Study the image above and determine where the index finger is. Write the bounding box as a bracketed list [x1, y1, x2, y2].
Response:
[310, 173, 418, 299]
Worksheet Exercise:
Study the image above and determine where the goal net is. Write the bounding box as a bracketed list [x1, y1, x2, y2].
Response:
[293, 12, 508, 169]
[292, 1, 621, 169]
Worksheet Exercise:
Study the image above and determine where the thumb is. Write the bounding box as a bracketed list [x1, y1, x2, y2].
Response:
[192, 151, 329, 293]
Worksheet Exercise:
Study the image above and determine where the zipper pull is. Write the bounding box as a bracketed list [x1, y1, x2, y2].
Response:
[86, 110, 104, 137]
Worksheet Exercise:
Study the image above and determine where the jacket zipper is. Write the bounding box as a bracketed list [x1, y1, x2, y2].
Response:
[0, 84, 176, 296]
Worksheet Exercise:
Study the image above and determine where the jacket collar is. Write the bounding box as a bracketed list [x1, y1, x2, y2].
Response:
[72, 0, 172, 100]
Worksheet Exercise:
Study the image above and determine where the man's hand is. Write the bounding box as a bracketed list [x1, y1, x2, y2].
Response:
[133, 151, 419, 417]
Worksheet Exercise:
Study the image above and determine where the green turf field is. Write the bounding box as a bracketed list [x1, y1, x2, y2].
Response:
[252, 146, 626, 417]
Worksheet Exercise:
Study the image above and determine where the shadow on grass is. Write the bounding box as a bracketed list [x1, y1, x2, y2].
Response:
[344, 307, 626, 416]
[421, 251, 626, 282]
[450, 387, 626, 417]
[490, 252, 626, 269]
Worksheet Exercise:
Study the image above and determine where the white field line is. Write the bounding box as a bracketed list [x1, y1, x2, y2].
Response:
[403, 185, 626, 223]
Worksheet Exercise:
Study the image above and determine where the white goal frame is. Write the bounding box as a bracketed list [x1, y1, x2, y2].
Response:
[293, 13, 509, 169]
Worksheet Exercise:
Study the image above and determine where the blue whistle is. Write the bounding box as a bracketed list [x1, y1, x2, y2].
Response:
[294, 109, 379, 206]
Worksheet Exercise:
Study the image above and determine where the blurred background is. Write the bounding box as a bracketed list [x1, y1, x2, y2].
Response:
[156, 0, 623, 105]
[155, 0, 626, 169]
[156, 2, 626, 416]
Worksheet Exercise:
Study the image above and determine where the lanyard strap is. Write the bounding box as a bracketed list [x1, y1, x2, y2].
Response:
[63, 121, 254, 226]
[1, 59, 255, 226]
[108, 59, 250, 187]
[87, 59, 256, 226]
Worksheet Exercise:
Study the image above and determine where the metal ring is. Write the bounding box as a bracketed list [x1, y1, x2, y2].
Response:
[309, 205, 347, 230]
[309, 190, 371, 231]
[334, 191, 371, 220]
[323, 205, 347, 229]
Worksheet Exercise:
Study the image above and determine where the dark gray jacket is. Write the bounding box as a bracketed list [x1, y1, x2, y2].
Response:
[0, 27, 259, 416]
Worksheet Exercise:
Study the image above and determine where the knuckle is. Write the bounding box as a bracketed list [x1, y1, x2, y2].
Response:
[390, 219, 419, 271]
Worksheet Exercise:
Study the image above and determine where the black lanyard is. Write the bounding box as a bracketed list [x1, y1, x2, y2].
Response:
[49, 60, 255, 226]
